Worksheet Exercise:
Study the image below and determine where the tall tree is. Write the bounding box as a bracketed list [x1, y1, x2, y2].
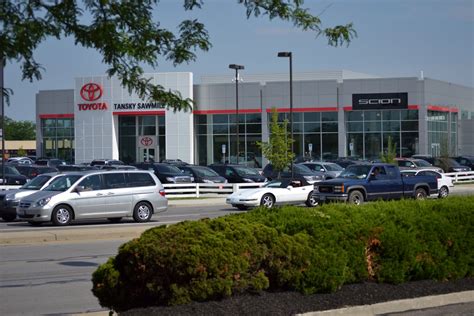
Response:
[0, 116, 36, 140]
[1, 0, 356, 109]
[258, 109, 294, 178]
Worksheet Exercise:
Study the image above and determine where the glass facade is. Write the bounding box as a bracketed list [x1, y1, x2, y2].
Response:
[118, 115, 166, 164]
[427, 110, 457, 156]
[41, 118, 75, 163]
[272, 112, 339, 160]
[195, 113, 262, 167]
[346, 109, 419, 160]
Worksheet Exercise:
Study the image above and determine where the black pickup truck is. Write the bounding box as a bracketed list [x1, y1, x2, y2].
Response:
[312, 163, 438, 205]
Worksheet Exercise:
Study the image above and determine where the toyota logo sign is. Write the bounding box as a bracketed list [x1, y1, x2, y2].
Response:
[140, 137, 153, 147]
[80, 83, 103, 102]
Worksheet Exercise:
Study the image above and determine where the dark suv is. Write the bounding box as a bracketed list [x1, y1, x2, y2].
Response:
[453, 156, 474, 170]
[209, 164, 266, 183]
[0, 165, 28, 185]
[178, 165, 227, 183]
[35, 158, 67, 168]
[262, 163, 325, 184]
[14, 165, 59, 179]
[133, 162, 193, 184]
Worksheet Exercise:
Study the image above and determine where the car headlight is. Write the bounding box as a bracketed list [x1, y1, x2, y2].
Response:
[313, 185, 319, 192]
[166, 177, 176, 182]
[34, 197, 51, 207]
[242, 178, 254, 183]
[203, 179, 214, 183]
[334, 184, 345, 193]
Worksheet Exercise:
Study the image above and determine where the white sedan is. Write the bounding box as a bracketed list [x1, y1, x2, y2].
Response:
[401, 169, 454, 198]
[226, 179, 318, 210]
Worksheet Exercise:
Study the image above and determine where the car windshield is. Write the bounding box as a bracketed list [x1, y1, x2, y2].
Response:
[414, 160, 432, 167]
[5, 166, 21, 175]
[324, 163, 343, 171]
[192, 167, 219, 177]
[338, 165, 372, 179]
[294, 164, 313, 174]
[156, 164, 182, 173]
[20, 175, 52, 190]
[264, 180, 290, 188]
[43, 175, 82, 192]
[234, 167, 260, 176]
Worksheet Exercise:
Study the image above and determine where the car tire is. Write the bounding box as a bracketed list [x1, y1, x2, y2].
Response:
[133, 202, 153, 223]
[438, 186, 449, 198]
[305, 192, 319, 207]
[28, 221, 42, 226]
[415, 188, 427, 200]
[236, 205, 249, 211]
[2, 214, 16, 222]
[348, 190, 364, 205]
[52, 205, 73, 226]
[108, 217, 122, 223]
[260, 194, 275, 208]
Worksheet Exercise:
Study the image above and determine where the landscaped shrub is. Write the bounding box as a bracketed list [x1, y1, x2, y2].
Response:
[92, 196, 474, 312]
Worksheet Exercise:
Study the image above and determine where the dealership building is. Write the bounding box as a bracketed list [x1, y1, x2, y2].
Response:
[35, 71, 474, 166]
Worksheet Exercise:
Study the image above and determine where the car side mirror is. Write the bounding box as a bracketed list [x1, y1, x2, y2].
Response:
[410, 164, 415, 168]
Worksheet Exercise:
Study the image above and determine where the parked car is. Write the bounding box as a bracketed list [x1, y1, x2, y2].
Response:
[312, 163, 438, 205]
[209, 164, 266, 183]
[226, 178, 318, 210]
[300, 162, 344, 179]
[7, 157, 35, 165]
[133, 162, 193, 184]
[395, 158, 444, 173]
[99, 165, 137, 170]
[262, 163, 325, 184]
[0, 173, 62, 221]
[35, 158, 67, 168]
[453, 156, 474, 170]
[0, 165, 28, 185]
[90, 159, 125, 167]
[412, 156, 470, 173]
[14, 164, 58, 179]
[17, 170, 167, 226]
[401, 169, 453, 198]
[177, 165, 227, 183]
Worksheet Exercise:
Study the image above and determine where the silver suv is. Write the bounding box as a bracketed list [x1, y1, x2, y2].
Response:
[17, 170, 167, 226]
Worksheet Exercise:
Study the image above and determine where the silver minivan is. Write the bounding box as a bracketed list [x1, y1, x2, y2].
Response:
[17, 170, 167, 226]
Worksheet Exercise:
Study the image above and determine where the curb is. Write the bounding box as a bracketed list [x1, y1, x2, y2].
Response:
[297, 290, 474, 316]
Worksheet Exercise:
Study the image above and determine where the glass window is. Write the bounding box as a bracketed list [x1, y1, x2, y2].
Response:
[213, 114, 228, 124]
[212, 124, 228, 134]
[347, 111, 363, 121]
[304, 122, 321, 133]
[322, 122, 338, 132]
[195, 115, 207, 124]
[383, 121, 400, 132]
[245, 114, 261, 123]
[364, 111, 381, 121]
[78, 175, 102, 191]
[364, 121, 381, 132]
[246, 124, 261, 134]
[401, 110, 418, 120]
[401, 121, 418, 131]
[127, 173, 156, 187]
[322, 133, 338, 160]
[382, 110, 400, 121]
[103, 173, 127, 189]
[291, 112, 303, 122]
[304, 112, 320, 122]
[321, 112, 338, 121]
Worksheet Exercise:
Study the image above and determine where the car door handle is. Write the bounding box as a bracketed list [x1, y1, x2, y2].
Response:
[107, 192, 114, 195]
[96, 193, 104, 196]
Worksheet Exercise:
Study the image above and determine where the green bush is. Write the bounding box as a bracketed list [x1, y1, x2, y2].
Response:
[92, 196, 474, 312]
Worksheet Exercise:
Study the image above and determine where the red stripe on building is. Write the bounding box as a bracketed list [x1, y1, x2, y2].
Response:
[427, 105, 458, 113]
[39, 114, 74, 119]
[193, 109, 262, 114]
[265, 107, 338, 113]
[113, 111, 166, 116]
[343, 105, 420, 111]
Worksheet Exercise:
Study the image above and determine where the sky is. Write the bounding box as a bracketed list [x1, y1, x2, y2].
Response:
[4, 0, 474, 122]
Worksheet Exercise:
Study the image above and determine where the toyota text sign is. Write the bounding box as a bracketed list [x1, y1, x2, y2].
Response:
[352, 93, 408, 110]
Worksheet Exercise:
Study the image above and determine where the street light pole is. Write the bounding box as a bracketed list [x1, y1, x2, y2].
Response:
[228, 64, 244, 165]
[278, 52, 293, 178]
[1, 58, 5, 185]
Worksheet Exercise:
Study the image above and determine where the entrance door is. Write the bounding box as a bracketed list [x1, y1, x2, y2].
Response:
[139, 147, 156, 162]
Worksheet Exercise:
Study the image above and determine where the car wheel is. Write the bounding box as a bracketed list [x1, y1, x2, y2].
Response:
[52, 205, 73, 226]
[28, 221, 42, 226]
[107, 217, 122, 223]
[133, 202, 153, 223]
[305, 192, 319, 207]
[438, 186, 449, 198]
[236, 205, 249, 211]
[260, 194, 275, 208]
[415, 188, 427, 200]
[348, 190, 364, 205]
[1, 214, 16, 222]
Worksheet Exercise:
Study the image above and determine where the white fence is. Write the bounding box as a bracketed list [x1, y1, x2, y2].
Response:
[162, 183, 265, 199]
[444, 171, 474, 183]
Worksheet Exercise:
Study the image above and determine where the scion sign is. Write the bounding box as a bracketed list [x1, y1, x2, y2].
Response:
[352, 92, 408, 110]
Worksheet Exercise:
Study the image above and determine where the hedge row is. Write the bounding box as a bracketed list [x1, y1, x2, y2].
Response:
[92, 196, 474, 312]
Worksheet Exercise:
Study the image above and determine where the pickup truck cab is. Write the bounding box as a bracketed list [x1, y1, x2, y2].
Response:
[312, 163, 438, 205]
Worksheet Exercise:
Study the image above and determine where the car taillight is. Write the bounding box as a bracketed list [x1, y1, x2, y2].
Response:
[159, 189, 166, 197]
